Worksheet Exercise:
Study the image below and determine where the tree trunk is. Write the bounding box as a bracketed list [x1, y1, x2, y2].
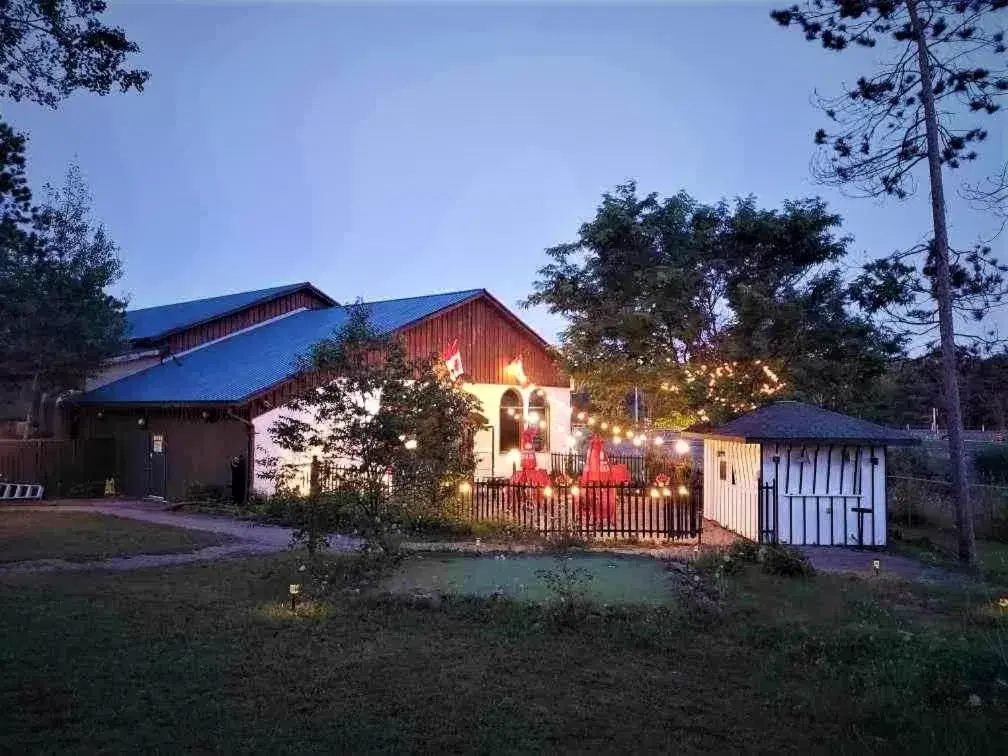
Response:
[908, 0, 976, 566]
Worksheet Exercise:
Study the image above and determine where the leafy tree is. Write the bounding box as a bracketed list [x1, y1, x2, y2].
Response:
[263, 303, 483, 555]
[524, 182, 900, 427]
[0, 0, 148, 108]
[772, 0, 1007, 566]
[0, 144, 126, 436]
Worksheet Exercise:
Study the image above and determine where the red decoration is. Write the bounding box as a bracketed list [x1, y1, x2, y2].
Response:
[577, 435, 629, 524]
[511, 423, 551, 487]
[440, 339, 464, 381]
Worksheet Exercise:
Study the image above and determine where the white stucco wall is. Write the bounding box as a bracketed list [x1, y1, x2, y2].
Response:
[252, 382, 573, 494]
[465, 383, 572, 479]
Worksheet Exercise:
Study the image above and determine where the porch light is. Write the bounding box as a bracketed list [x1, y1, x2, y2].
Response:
[137, 416, 146, 427]
[458, 481, 472, 494]
[674, 439, 690, 455]
[677, 485, 689, 497]
[542, 486, 553, 498]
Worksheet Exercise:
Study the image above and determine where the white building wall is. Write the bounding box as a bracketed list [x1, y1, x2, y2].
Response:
[253, 382, 572, 494]
[462, 383, 572, 479]
[760, 443, 887, 546]
[702, 438, 762, 541]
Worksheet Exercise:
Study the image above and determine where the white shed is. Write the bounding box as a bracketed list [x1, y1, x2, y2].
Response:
[697, 401, 918, 547]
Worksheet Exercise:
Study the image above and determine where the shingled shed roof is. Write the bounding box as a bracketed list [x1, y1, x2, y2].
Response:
[707, 401, 919, 446]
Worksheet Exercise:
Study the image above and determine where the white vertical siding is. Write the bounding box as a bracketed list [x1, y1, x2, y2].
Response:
[760, 443, 887, 546]
[703, 439, 761, 540]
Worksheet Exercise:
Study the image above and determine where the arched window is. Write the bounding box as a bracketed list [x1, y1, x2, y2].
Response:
[527, 389, 550, 453]
[499, 389, 523, 453]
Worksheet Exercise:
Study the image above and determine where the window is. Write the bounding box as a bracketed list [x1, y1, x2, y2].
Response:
[499, 389, 522, 453]
[719, 460, 727, 481]
[527, 389, 550, 452]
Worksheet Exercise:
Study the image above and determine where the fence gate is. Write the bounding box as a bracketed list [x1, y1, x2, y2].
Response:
[758, 479, 778, 544]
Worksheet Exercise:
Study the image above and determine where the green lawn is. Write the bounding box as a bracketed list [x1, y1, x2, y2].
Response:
[383, 553, 678, 604]
[0, 511, 229, 563]
[1, 549, 1006, 754]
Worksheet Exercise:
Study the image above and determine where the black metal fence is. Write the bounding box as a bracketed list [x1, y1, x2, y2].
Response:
[465, 479, 703, 541]
[299, 458, 703, 541]
[549, 452, 690, 484]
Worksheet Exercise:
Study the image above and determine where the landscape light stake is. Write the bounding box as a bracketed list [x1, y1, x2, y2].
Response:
[872, 559, 880, 577]
[289, 583, 301, 612]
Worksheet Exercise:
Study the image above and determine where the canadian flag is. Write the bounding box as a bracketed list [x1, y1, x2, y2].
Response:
[440, 339, 464, 381]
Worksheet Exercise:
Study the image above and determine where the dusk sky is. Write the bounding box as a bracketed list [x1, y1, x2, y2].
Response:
[5, 1, 1005, 345]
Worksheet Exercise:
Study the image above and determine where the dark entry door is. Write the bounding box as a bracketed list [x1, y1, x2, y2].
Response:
[148, 433, 167, 498]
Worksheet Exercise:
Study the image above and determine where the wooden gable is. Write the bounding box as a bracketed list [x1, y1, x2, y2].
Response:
[166, 287, 332, 354]
[397, 293, 566, 387]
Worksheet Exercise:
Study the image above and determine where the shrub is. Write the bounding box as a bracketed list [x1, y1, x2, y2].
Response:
[974, 445, 1008, 484]
[758, 544, 815, 577]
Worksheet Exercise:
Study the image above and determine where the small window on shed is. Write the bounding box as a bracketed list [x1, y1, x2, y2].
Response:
[719, 460, 727, 481]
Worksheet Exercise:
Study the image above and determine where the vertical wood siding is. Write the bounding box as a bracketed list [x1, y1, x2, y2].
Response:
[760, 443, 887, 546]
[398, 296, 566, 387]
[78, 409, 250, 500]
[166, 290, 329, 354]
[703, 439, 762, 541]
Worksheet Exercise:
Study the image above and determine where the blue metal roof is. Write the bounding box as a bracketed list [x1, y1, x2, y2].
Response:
[78, 289, 484, 405]
[125, 282, 324, 342]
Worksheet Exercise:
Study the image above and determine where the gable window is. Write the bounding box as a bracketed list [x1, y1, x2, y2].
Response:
[527, 389, 550, 452]
[499, 389, 522, 453]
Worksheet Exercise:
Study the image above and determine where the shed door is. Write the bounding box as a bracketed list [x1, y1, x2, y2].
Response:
[148, 433, 167, 498]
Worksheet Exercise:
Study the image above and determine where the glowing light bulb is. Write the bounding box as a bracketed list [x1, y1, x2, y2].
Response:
[600, 422, 608, 430]
[570, 485, 581, 497]
[542, 486, 553, 498]
[404, 438, 418, 451]
[650, 488, 660, 498]
[459, 481, 472, 494]
[654, 436, 665, 446]
[674, 439, 690, 455]
[677, 485, 689, 497]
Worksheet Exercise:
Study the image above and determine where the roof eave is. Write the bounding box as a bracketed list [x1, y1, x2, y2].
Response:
[701, 433, 920, 447]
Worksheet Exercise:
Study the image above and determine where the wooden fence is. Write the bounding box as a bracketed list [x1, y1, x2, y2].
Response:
[0, 438, 118, 498]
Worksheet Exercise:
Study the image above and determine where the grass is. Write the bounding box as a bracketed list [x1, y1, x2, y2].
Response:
[383, 553, 677, 604]
[0, 549, 1006, 754]
[0, 511, 229, 563]
[891, 524, 1008, 585]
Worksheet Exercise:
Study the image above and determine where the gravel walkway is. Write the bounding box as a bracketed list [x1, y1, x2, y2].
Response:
[0, 501, 972, 586]
[796, 546, 975, 586]
[0, 500, 359, 575]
